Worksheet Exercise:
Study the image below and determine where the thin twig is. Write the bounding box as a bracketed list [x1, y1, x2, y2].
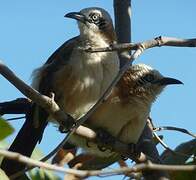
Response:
[0, 149, 89, 179]
[13, 125, 147, 178]
[1, 148, 195, 179]
[153, 126, 196, 138]
[6, 116, 25, 121]
[153, 132, 191, 159]
[0, 98, 148, 178]
[161, 139, 196, 165]
[10, 131, 73, 179]
[85, 36, 196, 53]
[153, 132, 174, 152]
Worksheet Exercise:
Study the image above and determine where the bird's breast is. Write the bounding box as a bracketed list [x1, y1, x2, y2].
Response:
[53, 48, 119, 120]
[87, 87, 150, 144]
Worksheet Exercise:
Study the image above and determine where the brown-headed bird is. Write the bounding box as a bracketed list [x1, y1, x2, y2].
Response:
[67, 63, 182, 170]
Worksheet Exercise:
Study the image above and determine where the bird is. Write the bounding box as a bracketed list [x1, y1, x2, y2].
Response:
[64, 63, 183, 170]
[1, 7, 119, 176]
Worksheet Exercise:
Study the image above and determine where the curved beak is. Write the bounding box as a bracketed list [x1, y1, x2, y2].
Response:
[155, 77, 183, 86]
[64, 12, 86, 23]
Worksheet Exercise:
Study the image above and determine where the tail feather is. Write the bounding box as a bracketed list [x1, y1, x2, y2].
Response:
[1, 104, 48, 177]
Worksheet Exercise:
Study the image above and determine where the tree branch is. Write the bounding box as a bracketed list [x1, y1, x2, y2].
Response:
[153, 126, 196, 138]
[114, 0, 132, 67]
[113, 2, 169, 179]
[85, 36, 196, 53]
[0, 98, 31, 116]
[0, 149, 195, 179]
[0, 61, 74, 130]
[161, 139, 196, 165]
[0, 98, 148, 178]
[114, 0, 131, 43]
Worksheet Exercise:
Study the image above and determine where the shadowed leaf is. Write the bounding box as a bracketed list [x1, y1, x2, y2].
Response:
[0, 117, 14, 140]
[0, 169, 9, 180]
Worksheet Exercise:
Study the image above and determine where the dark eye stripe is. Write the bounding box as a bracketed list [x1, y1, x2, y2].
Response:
[97, 20, 106, 29]
[137, 78, 146, 85]
[88, 12, 107, 29]
[143, 74, 154, 82]
[137, 74, 155, 86]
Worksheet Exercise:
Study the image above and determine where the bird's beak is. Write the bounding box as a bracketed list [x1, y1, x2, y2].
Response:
[64, 12, 86, 24]
[155, 77, 183, 85]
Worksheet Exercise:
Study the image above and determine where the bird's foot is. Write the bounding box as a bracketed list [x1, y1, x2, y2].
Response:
[96, 129, 116, 152]
[58, 115, 76, 133]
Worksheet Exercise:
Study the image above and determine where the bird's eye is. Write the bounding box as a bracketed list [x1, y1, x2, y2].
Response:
[92, 14, 99, 21]
[143, 74, 154, 82]
[89, 13, 100, 23]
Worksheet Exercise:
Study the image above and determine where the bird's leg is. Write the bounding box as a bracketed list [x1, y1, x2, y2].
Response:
[126, 143, 141, 160]
[95, 129, 116, 152]
[120, 143, 140, 160]
[52, 143, 77, 166]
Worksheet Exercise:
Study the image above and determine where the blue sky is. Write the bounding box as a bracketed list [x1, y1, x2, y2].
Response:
[0, 0, 196, 179]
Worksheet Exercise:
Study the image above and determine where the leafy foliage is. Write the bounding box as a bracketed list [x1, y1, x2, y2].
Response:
[0, 117, 14, 141]
[0, 169, 9, 180]
[28, 148, 61, 180]
[29, 169, 61, 180]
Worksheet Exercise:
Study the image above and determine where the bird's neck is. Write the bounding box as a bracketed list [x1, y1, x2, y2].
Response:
[80, 30, 115, 47]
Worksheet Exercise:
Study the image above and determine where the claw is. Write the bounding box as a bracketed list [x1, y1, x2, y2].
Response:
[97, 145, 107, 152]
[108, 147, 113, 153]
[121, 155, 128, 161]
[59, 125, 68, 133]
[95, 129, 116, 153]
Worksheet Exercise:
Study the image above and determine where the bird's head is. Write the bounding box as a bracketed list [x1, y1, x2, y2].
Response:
[65, 7, 116, 44]
[119, 64, 183, 104]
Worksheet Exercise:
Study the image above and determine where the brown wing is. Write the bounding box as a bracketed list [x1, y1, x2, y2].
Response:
[33, 36, 79, 141]
[38, 36, 79, 94]
[1, 36, 80, 176]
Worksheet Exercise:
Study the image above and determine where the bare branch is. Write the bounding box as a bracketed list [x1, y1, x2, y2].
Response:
[0, 98, 31, 115]
[0, 97, 148, 178]
[114, 0, 131, 43]
[85, 36, 196, 53]
[153, 132, 194, 160]
[0, 149, 89, 179]
[153, 126, 196, 138]
[114, 0, 131, 66]
[0, 149, 195, 179]
[161, 139, 196, 165]
[0, 60, 74, 130]
[6, 116, 25, 121]
[113, 2, 170, 179]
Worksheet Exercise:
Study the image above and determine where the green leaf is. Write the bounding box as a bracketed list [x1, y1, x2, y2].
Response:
[0, 169, 9, 180]
[28, 148, 61, 180]
[29, 169, 61, 180]
[0, 117, 14, 140]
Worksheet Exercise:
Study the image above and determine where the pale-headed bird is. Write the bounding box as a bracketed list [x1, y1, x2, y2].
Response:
[1, 7, 119, 176]
[66, 63, 182, 169]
